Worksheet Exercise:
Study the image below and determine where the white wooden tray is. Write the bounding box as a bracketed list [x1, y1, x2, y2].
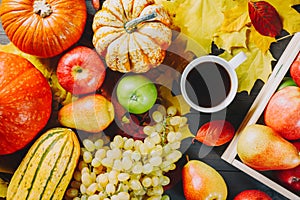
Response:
[222, 32, 300, 200]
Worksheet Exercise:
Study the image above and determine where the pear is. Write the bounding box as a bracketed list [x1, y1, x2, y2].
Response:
[237, 124, 300, 171]
[182, 160, 227, 200]
[58, 94, 114, 133]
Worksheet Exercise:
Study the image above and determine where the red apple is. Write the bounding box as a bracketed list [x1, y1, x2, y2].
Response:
[264, 86, 300, 140]
[192, 120, 235, 146]
[233, 189, 272, 200]
[290, 52, 300, 86]
[274, 141, 300, 193]
[56, 46, 106, 95]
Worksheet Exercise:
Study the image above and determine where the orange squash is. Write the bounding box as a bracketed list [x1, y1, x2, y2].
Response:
[0, 0, 87, 58]
[92, 0, 172, 73]
[0, 52, 52, 155]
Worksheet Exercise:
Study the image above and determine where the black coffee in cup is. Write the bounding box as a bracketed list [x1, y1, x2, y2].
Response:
[184, 62, 231, 108]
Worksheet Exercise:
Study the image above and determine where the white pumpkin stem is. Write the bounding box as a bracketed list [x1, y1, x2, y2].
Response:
[33, 0, 53, 18]
[124, 11, 158, 33]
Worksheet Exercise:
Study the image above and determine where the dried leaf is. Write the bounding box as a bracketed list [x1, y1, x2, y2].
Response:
[253, 0, 300, 35]
[248, 0, 283, 37]
[0, 178, 8, 198]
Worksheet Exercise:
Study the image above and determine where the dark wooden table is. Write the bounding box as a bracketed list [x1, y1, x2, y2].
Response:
[0, 1, 297, 199]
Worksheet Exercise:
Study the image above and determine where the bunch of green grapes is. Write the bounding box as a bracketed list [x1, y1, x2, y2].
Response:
[65, 105, 187, 200]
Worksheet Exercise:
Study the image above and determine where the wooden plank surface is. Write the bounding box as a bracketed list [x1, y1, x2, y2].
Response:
[0, 1, 298, 199]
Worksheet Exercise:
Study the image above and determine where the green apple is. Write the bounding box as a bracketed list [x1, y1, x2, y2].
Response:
[116, 74, 157, 114]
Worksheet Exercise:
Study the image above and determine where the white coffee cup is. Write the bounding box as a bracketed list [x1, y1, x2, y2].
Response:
[180, 52, 247, 113]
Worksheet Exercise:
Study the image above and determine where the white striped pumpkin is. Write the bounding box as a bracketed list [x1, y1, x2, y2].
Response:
[92, 0, 172, 73]
[7, 128, 80, 200]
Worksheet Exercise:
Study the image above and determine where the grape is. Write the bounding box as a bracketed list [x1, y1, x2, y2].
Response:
[105, 183, 116, 195]
[154, 123, 164, 132]
[149, 132, 161, 144]
[170, 116, 181, 126]
[142, 176, 152, 187]
[101, 157, 113, 168]
[131, 150, 141, 161]
[152, 110, 164, 122]
[96, 174, 108, 187]
[94, 139, 104, 149]
[112, 159, 123, 171]
[132, 162, 143, 174]
[166, 150, 182, 163]
[95, 149, 106, 160]
[143, 125, 155, 135]
[124, 138, 134, 150]
[83, 151, 93, 163]
[91, 158, 101, 168]
[117, 192, 130, 200]
[179, 116, 188, 127]
[86, 183, 98, 195]
[149, 156, 162, 167]
[82, 173, 93, 187]
[65, 104, 188, 199]
[167, 106, 177, 116]
[143, 163, 154, 174]
[121, 156, 133, 170]
[167, 131, 176, 143]
[150, 145, 163, 157]
[118, 173, 130, 182]
[129, 179, 143, 191]
[159, 175, 170, 186]
[83, 139, 96, 152]
[162, 195, 171, 200]
[151, 176, 160, 187]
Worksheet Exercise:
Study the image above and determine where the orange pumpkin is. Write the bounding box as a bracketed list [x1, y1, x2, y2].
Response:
[0, 52, 52, 155]
[0, 0, 87, 58]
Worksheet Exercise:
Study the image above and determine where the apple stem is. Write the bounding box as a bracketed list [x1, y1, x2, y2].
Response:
[124, 11, 158, 33]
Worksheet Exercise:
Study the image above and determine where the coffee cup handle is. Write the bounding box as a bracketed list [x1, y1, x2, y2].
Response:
[228, 51, 247, 69]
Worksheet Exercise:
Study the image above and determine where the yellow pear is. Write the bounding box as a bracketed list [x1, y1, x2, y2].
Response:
[58, 94, 114, 133]
[237, 124, 300, 171]
[182, 160, 227, 200]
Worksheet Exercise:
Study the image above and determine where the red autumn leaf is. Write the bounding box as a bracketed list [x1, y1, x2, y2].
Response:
[248, 1, 283, 37]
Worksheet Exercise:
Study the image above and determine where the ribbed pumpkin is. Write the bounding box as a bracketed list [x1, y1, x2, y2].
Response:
[0, 52, 52, 155]
[92, 0, 172, 73]
[7, 128, 81, 200]
[0, 0, 87, 58]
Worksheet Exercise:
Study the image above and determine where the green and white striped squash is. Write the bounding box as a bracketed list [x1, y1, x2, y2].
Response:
[7, 127, 80, 200]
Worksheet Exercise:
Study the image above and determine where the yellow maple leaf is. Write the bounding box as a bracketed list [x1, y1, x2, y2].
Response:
[0, 178, 8, 198]
[214, 26, 249, 53]
[173, 0, 224, 54]
[249, 26, 276, 53]
[220, 43, 274, 93]
[220, 2, 250, 32]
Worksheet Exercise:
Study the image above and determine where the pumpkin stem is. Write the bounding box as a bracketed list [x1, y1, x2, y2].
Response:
[124, 11, 158, 33]
[33, 0, 52, 18]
